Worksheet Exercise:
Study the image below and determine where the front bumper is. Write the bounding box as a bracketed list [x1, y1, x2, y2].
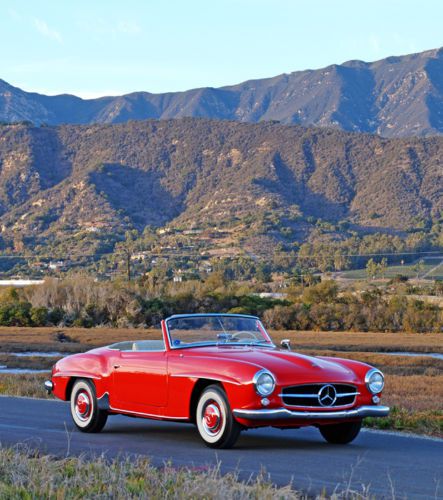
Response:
[233, 405, 390, 421]
[44, 380, 53, 394]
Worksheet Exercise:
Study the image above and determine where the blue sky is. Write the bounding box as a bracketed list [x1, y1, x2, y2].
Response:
[1, 0, 442, 98]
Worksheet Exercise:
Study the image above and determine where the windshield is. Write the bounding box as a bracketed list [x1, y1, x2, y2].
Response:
[166, 315, 273, 349]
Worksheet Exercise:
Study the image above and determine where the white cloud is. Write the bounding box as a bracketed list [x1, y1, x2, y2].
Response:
[34, 18, 62, 43]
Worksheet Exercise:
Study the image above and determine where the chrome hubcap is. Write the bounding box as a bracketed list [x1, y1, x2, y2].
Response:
[75, 391, 91, 421]
[202, 402, 222, 435]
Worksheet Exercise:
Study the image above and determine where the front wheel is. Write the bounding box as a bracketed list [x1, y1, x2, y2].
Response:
[70, 379, 108, 433]
[196, 385, 241, 448]
[319, 420, 362, 444]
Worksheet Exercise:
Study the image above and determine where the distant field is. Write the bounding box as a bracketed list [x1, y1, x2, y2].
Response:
[0, 327, 441, 352]
[339, 263, 434, 280]
[274, 330, 443, 353]
[338, 256, 443, 280]
[426, 262, 443, 279]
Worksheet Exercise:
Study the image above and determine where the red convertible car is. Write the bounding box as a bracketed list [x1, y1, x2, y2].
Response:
[45, 313, 389, 448]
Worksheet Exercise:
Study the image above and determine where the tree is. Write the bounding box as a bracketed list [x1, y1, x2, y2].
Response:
[302, 280, 338, 305]
[256, 262, 271, 283]
[114, 230, 140, 281]
[366, 258, 378, 280]
[412, 259, 425, 279]
[377, 258, 388, 279]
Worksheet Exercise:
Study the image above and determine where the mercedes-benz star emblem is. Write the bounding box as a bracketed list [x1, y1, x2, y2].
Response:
[318, 384, 337, 407]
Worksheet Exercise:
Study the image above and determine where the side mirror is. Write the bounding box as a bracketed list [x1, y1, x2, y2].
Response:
[280, 339, 291, 350]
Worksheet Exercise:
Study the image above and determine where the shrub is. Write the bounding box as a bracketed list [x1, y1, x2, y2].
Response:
[30, 306, 49, 326]
[0, 301, 32, 326]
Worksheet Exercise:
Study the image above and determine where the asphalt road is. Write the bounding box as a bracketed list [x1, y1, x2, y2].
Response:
[0, 396, 442, 499]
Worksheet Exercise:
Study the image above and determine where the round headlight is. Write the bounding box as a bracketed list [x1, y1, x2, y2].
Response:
[253, 369, 275, 396]
[365, 369, 384, 394]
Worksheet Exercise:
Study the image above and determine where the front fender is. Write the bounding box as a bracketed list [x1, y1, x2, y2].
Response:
[52, 352, 111, 400]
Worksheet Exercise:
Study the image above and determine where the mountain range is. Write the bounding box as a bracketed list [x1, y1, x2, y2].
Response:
[1, 47, 443, 138]
[0, 118, 441, 258]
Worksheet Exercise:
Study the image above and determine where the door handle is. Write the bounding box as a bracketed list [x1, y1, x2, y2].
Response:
[113, 364, 120, 369]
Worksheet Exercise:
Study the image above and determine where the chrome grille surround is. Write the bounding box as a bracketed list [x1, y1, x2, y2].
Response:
[280, 383, 359, 408]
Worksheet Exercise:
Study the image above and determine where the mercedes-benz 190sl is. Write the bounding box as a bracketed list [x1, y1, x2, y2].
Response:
[45, 313, 389, 448]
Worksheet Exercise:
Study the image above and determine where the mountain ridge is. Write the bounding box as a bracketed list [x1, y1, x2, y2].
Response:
[1, 47, 443, 137]
[0, 118, 441, 257]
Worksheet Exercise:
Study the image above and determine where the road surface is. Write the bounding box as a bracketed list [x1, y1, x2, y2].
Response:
[0, 396, 441, 498]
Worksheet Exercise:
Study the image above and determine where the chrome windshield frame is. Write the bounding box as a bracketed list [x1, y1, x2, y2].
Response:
[164, 313, 275, 350]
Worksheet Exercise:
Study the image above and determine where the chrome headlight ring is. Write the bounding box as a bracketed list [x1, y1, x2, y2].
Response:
[365, 368, 385, 394]
[253, 369, 276, 396]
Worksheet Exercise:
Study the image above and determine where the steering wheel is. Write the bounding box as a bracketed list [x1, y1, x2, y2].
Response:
[230, 331, 259, 342]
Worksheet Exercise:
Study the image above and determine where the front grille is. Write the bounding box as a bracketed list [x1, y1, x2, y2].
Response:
[280, 383, 358, 408]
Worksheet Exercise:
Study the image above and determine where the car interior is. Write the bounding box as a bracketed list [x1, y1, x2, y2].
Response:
[108, 340, 165, 351]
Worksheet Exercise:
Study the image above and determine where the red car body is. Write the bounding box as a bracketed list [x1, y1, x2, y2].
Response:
[46, 314, 389, 448]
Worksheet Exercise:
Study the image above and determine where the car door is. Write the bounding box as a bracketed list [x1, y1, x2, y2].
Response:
[112, 350, 168, 410]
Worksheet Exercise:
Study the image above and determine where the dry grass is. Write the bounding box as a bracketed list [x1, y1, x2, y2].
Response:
[0, 327, 161, 353]
[0, 448, 298, 499]
[271, 330, 443, 353]
[303, 350, 443, 377]
[0, 354, 59, 370]
[385, 374, 443, 411]
[0, 447, 375, 499]
[0, 373, 49, 399]
[0, 326, 441, 353]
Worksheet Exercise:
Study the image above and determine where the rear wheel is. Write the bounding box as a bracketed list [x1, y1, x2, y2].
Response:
[70, 379, 108, 433]
[319, 420, 362, 444]
[196, 385, 241, 448]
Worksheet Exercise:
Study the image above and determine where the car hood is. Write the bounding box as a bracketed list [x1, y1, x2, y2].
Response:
[184, 346, 359, 385]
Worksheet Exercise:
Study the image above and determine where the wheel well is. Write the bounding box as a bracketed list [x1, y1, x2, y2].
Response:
[65, 377, 94, 400]
[65, 377, 77, 400]
[189, 379, 223, 423]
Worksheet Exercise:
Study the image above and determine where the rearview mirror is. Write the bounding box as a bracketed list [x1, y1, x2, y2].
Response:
[280, 339, 291, 350]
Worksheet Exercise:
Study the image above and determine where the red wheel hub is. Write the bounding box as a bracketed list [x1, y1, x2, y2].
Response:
[75, 391, 91, 420]
[203, 402, 222, 432]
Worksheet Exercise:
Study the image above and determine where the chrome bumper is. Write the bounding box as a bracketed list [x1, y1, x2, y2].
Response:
[233, 405, 390, 421]
[44, 380, 53, 394]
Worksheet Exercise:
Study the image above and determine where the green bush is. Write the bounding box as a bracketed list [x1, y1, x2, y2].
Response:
[2, 276, 440, 332]
[0, 301, 32, 326]
[30, 307, 49, 326]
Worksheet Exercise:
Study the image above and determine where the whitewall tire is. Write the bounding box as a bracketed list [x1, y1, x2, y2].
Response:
[196, 385, 241, 448]
[70, 379, 108, 433]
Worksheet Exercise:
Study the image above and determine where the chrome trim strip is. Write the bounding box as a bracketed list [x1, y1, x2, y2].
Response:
[282, 382, 357, 388]
[53, 372, 100, 380]
[281, 403, 356, 410]
[164, 313, 275, 350]
[109, 405, 188, 420]
[170, 373, 242, 385]
[166, 313, 260, 320]
[279, 392, 360, 398]
[233, 405, 390, 421]
[280, 393, 319, 398]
